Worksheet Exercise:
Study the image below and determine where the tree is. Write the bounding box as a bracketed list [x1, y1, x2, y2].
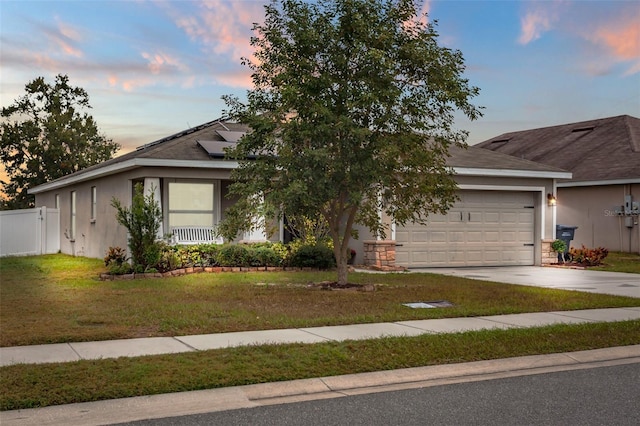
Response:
[220, 0, 482, 284]
[0, 74, 119, 209]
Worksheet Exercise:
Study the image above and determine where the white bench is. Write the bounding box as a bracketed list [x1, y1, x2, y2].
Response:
[171, 226, 223, 245]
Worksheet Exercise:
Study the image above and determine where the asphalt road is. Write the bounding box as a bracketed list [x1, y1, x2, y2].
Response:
[117, 362, 640, 426]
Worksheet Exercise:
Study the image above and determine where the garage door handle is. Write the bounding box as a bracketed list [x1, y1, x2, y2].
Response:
[395, 244, 404, 247]
[523, 243, 534, 246]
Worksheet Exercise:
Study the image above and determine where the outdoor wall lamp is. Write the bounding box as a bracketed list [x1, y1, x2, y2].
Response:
[547, 193, 557, 206]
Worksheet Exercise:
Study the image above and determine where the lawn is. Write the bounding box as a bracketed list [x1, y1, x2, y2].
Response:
[595, 251, 640, 273]
[1, 254, 639, 347]
[2, 253, 640, 411]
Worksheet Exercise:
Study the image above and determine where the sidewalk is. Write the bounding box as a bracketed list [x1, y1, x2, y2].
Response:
[2, 307, 640, 367]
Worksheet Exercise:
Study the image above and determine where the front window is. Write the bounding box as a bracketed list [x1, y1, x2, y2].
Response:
[70, 191, 76, 240]
[168, 182, 217, 228]
[90, 186, 97, 222]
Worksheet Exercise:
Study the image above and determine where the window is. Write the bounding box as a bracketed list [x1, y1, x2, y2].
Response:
[70, 191, 76, 240]
[168, 182, 217, 228]
[91, 186, 97, 222]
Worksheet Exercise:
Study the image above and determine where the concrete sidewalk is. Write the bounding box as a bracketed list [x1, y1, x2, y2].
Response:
[2, 307, 640, 367]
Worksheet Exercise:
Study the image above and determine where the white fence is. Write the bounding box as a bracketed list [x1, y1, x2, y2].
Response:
[0, 207, 60, 257]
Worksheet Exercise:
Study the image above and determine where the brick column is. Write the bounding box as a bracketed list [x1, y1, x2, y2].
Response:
[363, 240, 398, 270]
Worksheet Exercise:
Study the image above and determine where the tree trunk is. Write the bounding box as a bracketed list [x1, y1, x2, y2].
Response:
[336, 256, 349, 285]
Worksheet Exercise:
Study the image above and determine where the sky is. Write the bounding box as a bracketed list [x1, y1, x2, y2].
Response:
[1, 0, 639, 162]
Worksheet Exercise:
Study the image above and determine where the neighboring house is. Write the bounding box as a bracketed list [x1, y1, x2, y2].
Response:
[29, 118, 570, 267]
[476, 115, 640, 254]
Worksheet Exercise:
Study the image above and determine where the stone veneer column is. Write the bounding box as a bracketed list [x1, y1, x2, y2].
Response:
[541, 239, 556, 265]
[363, 240, 397, 270]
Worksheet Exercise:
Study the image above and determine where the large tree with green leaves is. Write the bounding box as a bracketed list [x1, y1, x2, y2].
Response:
[220, 0, 482, 284]
[0, 74, 119, 209]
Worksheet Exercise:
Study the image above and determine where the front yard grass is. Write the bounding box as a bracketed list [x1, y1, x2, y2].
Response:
[1, 320, 639, 411]
[1, 254, 639, 347]
[1, 254, 639, 411]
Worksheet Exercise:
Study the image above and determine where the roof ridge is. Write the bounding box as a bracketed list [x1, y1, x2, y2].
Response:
[135, 116, 230, 151]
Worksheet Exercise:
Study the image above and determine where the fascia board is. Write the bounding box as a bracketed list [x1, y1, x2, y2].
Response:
[28, 158, 240, 194]
[557, 178, 640, 187]
[453, 167, 572, 180]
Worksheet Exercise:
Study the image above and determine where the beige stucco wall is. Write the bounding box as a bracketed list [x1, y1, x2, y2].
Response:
[557, 183, 640, 253]
[34, 167, 235, 259]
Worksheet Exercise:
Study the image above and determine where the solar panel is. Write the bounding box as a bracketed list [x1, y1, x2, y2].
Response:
[197, 140, 236, 158]
[216, 130, 246, 142]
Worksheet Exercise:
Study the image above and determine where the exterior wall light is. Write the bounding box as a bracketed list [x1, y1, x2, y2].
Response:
[547, 193, 557, 206]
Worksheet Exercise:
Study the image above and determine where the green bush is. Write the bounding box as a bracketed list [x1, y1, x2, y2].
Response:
[288, 244, 336, 269]
[217, 244, 251, 267]
[252, 246, 284, 267]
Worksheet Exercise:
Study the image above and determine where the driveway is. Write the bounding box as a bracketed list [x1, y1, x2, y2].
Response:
[411, 266, 640, 298]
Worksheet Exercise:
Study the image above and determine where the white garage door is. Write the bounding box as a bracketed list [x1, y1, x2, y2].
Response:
[396, 191, 535, 267]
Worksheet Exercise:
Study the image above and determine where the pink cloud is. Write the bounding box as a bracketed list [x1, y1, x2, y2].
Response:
[49, 18, 84, 57]
[169, 0, 264, 64]
[518, 2, 563, 45]
[592, 16, 640, 60]
[141, 51, 189, 75]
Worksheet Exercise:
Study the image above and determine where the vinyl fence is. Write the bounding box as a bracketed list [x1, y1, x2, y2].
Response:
[0, 207, 60, 257]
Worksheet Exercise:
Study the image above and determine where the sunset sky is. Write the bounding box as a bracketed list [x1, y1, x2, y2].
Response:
[1, 0, 639, 159]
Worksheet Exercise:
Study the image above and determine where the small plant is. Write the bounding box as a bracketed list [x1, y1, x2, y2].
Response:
[551, 239, 567, 253]
[104, 246, 127, 267]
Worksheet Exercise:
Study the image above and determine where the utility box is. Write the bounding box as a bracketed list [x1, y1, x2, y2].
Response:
[556, 225, 578, 253]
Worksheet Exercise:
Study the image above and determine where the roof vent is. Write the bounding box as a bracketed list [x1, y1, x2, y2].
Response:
[490, 139, 510, 145]
[571, 126, 595, 133]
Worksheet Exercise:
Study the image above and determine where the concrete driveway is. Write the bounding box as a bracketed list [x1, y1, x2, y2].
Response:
[411, 266, 640, 298]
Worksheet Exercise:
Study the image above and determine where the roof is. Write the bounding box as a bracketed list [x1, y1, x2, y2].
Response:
[475, 115, 640, 184]
[29, 119, 569, 195]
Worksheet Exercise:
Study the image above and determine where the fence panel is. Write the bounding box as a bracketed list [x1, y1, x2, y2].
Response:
[0, 207, 60, 257]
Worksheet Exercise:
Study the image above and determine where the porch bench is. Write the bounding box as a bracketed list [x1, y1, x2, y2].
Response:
[171, 226, 223, 245]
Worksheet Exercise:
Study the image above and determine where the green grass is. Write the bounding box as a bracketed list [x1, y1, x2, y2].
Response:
[1, 320, 638, 411]
[2, 254, 639, 347]
[595, 251, 640, 274]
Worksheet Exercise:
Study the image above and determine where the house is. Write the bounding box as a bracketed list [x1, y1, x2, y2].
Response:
[29, 118, 570, 267]
[476, 115, 640, 254]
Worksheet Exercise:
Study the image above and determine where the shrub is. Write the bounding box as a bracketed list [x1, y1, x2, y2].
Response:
[108, 262, 133, 275]
[158, 249, 182, 272]
[569, 245, 609, 266]
[288, 244, 336, 269]
[111, 182, 162, 271]
[217, 244, 251, 267]
[252, 246, 284, 267]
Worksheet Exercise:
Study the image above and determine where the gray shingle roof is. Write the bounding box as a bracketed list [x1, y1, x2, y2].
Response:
[31, 118, 567, 194]
[475, 115, 640, 182]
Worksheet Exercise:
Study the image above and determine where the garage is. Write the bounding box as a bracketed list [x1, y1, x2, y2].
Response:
[395, 190, 536, 267]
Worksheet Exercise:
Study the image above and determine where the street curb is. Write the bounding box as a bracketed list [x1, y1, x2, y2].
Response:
[2, 345, 639, 426]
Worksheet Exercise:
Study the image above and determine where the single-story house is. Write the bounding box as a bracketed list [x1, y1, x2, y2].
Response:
[29, 118, 570, 268]
[476, 115, 640, 254]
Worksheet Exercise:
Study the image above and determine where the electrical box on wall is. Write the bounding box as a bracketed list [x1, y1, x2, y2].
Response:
[624, 195, 632, 215]
[625, 217, 634, 228]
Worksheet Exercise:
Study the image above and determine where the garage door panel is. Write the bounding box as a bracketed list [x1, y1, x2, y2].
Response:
[396, 191, 535, 267]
